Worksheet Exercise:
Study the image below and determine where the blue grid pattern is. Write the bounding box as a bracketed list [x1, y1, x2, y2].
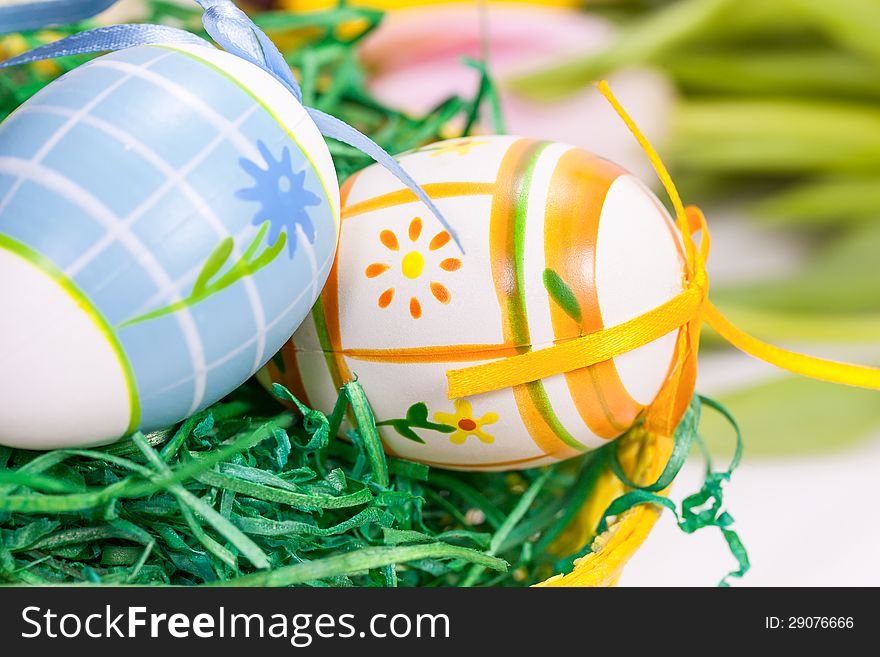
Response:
[0, 45, 337, 432]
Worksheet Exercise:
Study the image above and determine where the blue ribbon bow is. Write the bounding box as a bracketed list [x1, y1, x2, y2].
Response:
[0, 0, 462, 250]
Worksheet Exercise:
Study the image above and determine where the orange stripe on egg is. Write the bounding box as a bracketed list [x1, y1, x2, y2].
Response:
[544, 150, 644, 440]
[341, 182, 496, 220]
[339, 343, 521, 363]
[310, 196, 358, 419]
[315, 169, 362, 389]
[339, 170, 361, 208]
[489, 139, 585, 460]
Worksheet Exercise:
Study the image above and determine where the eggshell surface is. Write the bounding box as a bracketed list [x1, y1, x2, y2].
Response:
[0, 43, 339, 449]
[263, 135, 684, 471]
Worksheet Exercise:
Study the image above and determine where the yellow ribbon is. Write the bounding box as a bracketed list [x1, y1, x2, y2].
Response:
[447, 80, 880, 426]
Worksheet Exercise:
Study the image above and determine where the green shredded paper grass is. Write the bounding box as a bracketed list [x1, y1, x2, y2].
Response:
[0, 2, 747, 587]
[0, 379, 608, 586]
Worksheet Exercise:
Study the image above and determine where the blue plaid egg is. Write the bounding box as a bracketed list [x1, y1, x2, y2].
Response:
[0, 43, 340, 449]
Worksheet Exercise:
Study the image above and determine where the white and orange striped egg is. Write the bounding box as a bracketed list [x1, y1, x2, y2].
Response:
[261, 135, 685, 471]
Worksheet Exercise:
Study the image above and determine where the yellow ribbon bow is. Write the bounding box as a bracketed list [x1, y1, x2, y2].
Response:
[447, 80, 880, 436]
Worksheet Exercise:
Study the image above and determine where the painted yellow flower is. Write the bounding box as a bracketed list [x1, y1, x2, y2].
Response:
[434, 399, 498, 445]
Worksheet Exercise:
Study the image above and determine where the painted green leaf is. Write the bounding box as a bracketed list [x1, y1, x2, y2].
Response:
[120, 229, 288, 328]
[192, 237, 234, 298]
[377, 403, 455, 443]
[423, 421, 455, 434]
[212, 230, 286, 293]
[389, 422, 426, 444]
[375, 418, 426, 443]
[406, 402, 429, 424]
[248, 231, 286, 272]
[543, 268, 582, 323]
[243, 221, 270, 261]
[406, 403, 455, 433]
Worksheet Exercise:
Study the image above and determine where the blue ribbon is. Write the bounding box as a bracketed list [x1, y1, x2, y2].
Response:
[0, 1, 118, 34]
[0, 0, 462, 251]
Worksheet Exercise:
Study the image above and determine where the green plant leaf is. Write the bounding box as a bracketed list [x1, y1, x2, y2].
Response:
[671, 99, 880, 174]
[508, 0, 733, 100]
[715, 221, 880, 314]
[787, 0, 880, 61]
[700, 375, 880, 457]
[753, 175, 880, 228]
[664, 50, 880, 100]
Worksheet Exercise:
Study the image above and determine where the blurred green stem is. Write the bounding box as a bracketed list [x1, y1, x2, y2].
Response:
[671, 100, 880, 173]
[753, 176, 880, 227]
[664, 51, 880, 100]
[786, 0, 880, 61]
[702, 304, 880, 345]
[507, 0, 733, 100]
[508, 0, 880, 101]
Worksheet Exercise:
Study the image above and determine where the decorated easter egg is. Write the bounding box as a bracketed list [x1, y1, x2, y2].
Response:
[0, 43, 339, 449]
[262, 135, 684, 471]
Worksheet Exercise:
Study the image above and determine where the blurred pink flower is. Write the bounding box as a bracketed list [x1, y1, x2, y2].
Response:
[360, 3, 675, 178]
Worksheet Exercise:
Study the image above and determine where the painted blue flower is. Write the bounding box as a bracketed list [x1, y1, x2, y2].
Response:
[236, 140, 321, 258]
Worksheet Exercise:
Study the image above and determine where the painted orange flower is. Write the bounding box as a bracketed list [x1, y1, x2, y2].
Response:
[434, 399, 498, 445]
[366, 216, 462, 319]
